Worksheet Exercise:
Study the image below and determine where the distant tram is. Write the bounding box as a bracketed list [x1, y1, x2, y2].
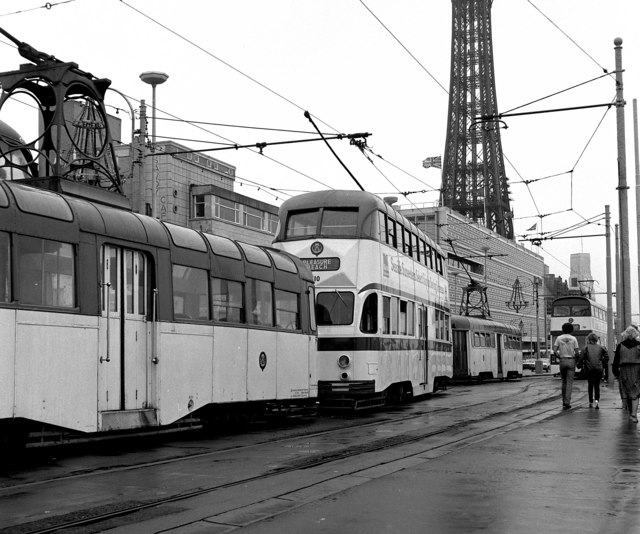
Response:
[273, 189, 453, 409]
[451, 315, 522, 380]
[549, 296, 608, 352]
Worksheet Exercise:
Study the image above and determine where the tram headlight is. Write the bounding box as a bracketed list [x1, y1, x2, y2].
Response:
[338, 354, 351, 369]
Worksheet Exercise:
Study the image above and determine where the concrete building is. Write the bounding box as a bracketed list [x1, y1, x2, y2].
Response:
[115, 140, 279, 246]
[569, 252, 594, 297]
[399, 203, 548, 355]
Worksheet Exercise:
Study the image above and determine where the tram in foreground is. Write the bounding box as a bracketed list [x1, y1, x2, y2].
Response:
[451, 315, 522, 381]
[273, 189, 453, 409]
[0, 180, 317, 447]
[549, 295, 608, 352]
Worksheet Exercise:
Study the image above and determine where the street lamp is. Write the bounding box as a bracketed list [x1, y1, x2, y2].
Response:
[140, 71, 168, 218]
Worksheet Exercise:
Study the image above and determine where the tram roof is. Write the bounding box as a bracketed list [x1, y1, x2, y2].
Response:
[0, 180, 313, 281]
[451, 314, 520, 335]
[278, 189, 441, 249]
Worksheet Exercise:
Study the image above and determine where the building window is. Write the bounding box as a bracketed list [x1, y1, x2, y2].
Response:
[266, 213, 279, 234]
[214, 196, 239, 223]
[193, 194, 206, 218]
[244, 205, 264, 230]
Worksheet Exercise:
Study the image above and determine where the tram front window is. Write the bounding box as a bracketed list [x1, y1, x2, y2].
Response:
[316, 291, 354, 325]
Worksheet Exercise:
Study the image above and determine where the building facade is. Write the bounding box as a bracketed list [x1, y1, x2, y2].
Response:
[116, 140, 279, 246]
[400, 204, 548, 355]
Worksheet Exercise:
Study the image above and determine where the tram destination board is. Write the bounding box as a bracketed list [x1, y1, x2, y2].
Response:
[301, 257, 340, 271]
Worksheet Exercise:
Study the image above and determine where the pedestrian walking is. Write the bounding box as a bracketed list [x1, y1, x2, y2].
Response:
[579, 333, 608, 409]
[553, 322, 580, 409]
[612, 325, 640, 423]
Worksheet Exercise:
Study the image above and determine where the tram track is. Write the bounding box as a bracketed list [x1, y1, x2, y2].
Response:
[3, 379, 552, 490]
[0, 379, 580, 533]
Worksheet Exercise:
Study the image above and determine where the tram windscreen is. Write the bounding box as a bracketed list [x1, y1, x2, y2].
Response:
[285, 210, 319, 238]
[552, 298, 591, 317]
[320, 209, 358, 236]
[316, 291, 354, 325]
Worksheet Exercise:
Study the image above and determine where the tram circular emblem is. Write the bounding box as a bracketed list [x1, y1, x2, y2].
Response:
[310, 241, 323, 256]
[259, 351, 267, 371]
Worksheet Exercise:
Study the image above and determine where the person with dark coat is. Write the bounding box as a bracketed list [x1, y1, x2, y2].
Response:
[613, 325, 640, 423]
[579, 332, 608, 409]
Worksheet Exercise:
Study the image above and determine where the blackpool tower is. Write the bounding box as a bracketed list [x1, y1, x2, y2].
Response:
[441, 0, 513, 240]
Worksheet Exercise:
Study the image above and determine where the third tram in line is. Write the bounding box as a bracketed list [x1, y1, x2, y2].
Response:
[549, 295, 608, 351]
[273, 189, 453, 409]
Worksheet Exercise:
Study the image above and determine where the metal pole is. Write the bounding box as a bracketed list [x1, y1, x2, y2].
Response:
[535, 278, 540, 361]
[151, 84, 157, 218]
[614, 38, 631, 328]
[137, 101, 148, 214]
[634, 99, 640, 318]
[605, 205, 614, 383]
[615, 224, 622, 334]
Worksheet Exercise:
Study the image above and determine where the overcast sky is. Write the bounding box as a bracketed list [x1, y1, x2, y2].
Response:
[0, 0, 638, 314]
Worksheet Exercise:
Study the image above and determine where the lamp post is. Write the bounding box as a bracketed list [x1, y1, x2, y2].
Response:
[140, 71, 168, 218]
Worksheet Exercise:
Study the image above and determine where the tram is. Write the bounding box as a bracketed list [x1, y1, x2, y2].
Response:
[549, 295, 607, 352]
[0, 180, 317, 446]
[272, 190, 453, 409]
[451, 315, 522, 380]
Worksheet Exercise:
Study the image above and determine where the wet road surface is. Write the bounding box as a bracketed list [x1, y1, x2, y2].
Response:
[4, 376, 639, 533]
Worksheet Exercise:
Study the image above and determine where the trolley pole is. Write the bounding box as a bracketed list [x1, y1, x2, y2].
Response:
[614, 38, 631, 329]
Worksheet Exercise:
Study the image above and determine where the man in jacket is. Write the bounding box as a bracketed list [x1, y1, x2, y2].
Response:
[554, 322, 580, 409]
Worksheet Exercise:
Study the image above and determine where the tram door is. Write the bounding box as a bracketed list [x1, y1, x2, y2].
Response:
[98, 245, 151, 412]
[496, 333, 504, 377]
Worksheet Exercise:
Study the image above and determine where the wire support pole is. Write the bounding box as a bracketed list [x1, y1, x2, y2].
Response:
[614, 38, 632, 330]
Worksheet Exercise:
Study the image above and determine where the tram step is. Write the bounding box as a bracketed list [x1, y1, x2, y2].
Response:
[100, 408, 158, 431]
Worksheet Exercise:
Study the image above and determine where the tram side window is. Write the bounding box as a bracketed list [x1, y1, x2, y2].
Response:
[17, 236, 75, 307]
[247, 278, 274, 326]
[413, 234, 420, 261]
[390, 297, 398, 334]
[360, 292, 378, 333]
[316, 290, 354, 326]
[321, 208, 358, 237]
[388, 218, 397, 249]
[0, 232, 10, 302]
[398, 300, 415, 336]
[286, 209, 319, 238]
[383, 296, 391, 334]
[377, 211, 387, 244]
[172, 265, 209, 321]
[275, 289, 299, 330]
[125, 250, 146, 316]
[435, 253, 444, 275]
[424, 243, 434, 270]
[211, 278, 244, 323]
[399, 300, 408, 335]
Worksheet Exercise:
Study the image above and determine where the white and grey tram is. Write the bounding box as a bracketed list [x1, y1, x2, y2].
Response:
[451, 315, 522, 380]
[0, 180, 317, 445]
[273, 189, 453, 409]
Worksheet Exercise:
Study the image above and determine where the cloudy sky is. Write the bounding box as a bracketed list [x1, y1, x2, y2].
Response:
[0, 0, 638, 313]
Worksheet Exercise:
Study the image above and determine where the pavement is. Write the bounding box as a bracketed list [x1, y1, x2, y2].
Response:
[227, 376, 640, 534]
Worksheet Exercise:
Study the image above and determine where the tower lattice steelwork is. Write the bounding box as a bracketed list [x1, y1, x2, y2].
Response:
[441, 0, 513, 239]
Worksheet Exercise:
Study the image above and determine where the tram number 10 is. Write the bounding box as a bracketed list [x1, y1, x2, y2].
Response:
[313, 275, 321, 283]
